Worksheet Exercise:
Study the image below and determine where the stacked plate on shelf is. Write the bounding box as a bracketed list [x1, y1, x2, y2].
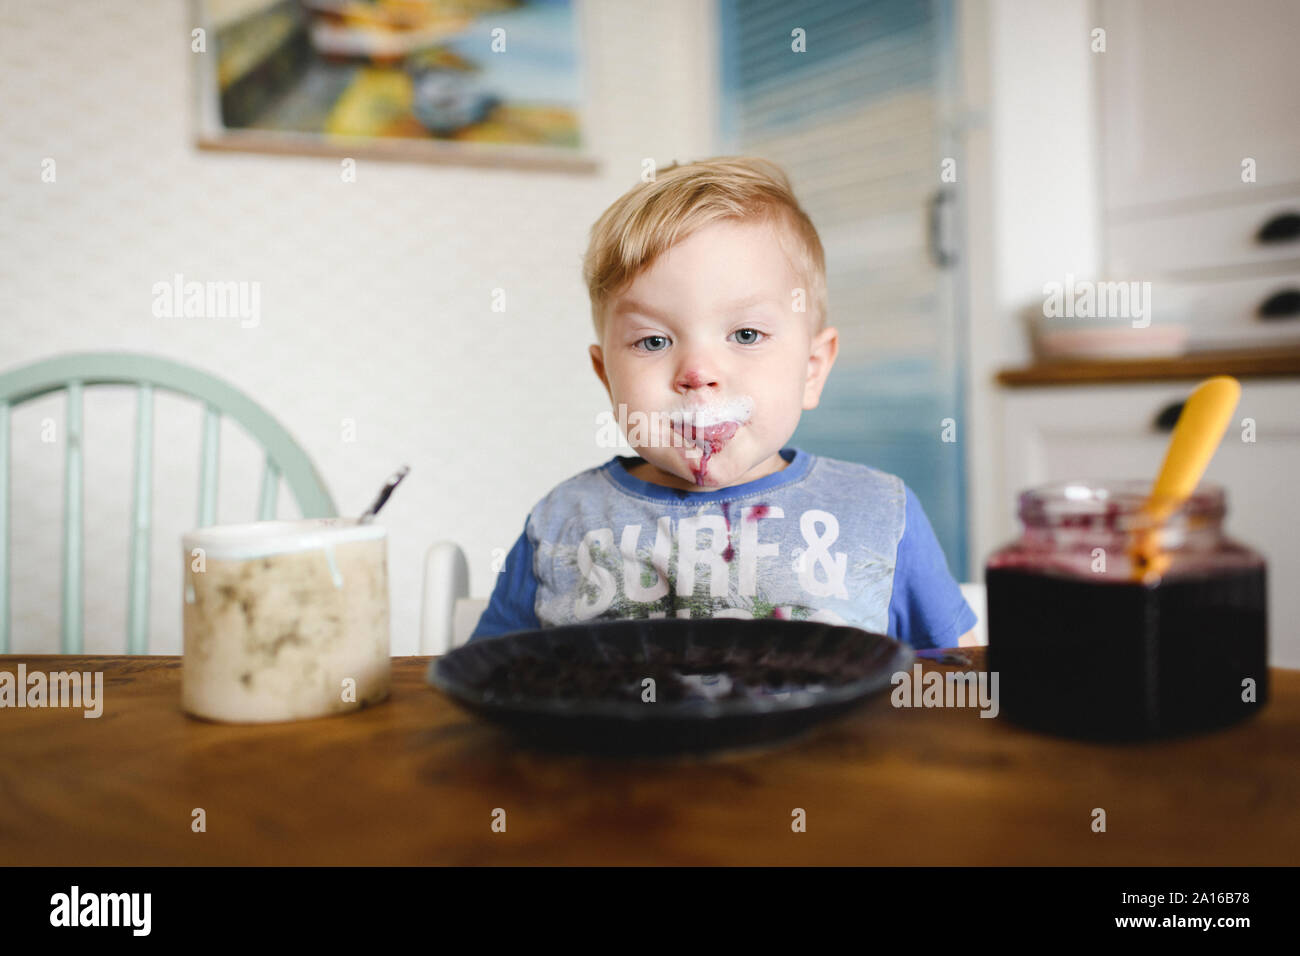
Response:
[1026, 276, 1300, 360]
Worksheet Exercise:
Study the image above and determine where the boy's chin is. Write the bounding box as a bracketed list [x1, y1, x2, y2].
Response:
[642, 443, 752, 489]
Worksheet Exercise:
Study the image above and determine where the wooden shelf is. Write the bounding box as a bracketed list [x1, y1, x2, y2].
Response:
[997, 348, 1300, 387]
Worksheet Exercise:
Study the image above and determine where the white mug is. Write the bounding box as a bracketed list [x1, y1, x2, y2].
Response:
[181, 518, 391, 723]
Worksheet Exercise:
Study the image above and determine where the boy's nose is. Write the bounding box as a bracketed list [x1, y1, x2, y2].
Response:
[676, 368, 719, 392]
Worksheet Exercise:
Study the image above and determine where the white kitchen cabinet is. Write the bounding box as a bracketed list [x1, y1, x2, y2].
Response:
[1106, 195, 1300, 277]
[1095, 0, 1300, 213]
[998, 380, 1300, 667]
[1094, 0, 1300, 354]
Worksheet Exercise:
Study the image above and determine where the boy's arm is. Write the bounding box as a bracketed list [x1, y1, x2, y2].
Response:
[887, 486, 978, 650]
[468, 519, 540, 641]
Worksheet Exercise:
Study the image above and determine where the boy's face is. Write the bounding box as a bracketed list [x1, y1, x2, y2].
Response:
[589, 218, 838, 490]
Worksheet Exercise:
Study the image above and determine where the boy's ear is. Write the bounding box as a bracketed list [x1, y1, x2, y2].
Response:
[589, 343, 613, 399]
[802, 325, 839, 410]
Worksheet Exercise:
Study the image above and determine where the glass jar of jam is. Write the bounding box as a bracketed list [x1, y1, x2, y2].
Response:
[985, 480, 1267, 740]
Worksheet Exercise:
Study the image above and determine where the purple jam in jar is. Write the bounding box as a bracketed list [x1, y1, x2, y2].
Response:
[985, 480, 1267, 741]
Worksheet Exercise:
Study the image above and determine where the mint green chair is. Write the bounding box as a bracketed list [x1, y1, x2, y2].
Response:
[0, 352, 337, 654]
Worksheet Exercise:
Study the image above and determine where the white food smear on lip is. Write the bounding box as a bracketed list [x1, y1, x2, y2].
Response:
[667, 396, 754, 430]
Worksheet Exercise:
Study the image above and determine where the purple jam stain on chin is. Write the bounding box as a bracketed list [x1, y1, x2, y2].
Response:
[691, 442, 712, 484]
[684, 430, 733, 486]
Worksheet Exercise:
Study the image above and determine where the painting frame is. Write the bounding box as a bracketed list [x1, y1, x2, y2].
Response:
[191, 0, 599, 174]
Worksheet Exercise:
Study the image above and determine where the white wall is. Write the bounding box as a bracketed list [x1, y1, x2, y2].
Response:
[0, 0, 718, 654]
[958, 0, 1102, 571]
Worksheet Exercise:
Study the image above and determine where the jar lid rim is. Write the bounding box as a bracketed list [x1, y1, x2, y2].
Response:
[1019, 479, 1226, 519]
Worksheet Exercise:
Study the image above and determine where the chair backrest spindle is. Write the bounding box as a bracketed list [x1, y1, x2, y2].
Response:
[258, 456, 280, 521]
[126, 383, 154, 655]
[197, 403, 220, 528]
[0, 400, 10, 653]
[61, 381, 84, 653]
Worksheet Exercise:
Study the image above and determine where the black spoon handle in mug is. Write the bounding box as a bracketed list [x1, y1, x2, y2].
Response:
[359, 465, 410, 524]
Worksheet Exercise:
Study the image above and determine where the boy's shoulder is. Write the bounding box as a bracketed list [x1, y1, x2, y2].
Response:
[802, 451, 907, 498]
[801, 453, 911, 538]
[537, 456, 622, 500]
[519, 457, 627, 534]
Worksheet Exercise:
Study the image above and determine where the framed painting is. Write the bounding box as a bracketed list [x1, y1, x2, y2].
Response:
[192, 0, 596, 172]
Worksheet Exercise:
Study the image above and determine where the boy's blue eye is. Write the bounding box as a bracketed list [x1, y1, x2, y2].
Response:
[636, 335, 669, 352]
[732, 328, 764, 345]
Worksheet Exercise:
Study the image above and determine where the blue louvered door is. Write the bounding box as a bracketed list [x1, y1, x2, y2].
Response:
[718, 0, 968, 578]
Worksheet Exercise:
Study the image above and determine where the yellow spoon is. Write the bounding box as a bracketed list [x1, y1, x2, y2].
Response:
[1131, 375, 1241, 581]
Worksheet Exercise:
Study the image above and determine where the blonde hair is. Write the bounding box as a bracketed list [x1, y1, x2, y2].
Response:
[582, 156, 827, 341]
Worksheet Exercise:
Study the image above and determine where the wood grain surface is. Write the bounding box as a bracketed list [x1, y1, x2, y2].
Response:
[1, 651, 1296, 865]
[996, 348, 1300, 387]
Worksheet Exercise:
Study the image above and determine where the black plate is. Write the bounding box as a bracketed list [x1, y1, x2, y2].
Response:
[428, 618, 913, 754]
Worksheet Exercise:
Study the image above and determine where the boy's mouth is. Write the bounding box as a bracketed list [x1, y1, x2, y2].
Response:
[673, 420, 738, 483]
[653, 397, 754, 484]
[666, 401, 752, 483]
[671, 419, 740, 446]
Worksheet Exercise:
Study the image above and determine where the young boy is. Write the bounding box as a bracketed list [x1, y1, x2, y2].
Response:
[471, 156, 976, 649]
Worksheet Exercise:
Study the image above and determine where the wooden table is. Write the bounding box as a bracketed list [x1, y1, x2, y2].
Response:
[2, 650, 1297, 865]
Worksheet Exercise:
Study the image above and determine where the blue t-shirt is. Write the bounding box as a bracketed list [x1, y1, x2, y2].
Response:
[470, 446, 975, 649]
